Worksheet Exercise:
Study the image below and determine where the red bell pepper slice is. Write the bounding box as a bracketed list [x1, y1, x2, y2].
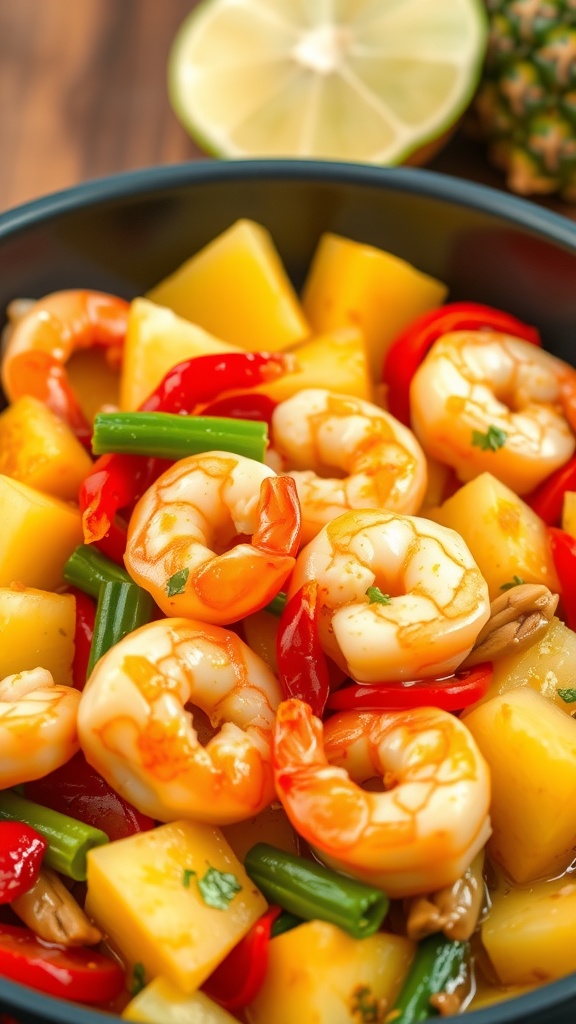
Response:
[23, 752, 153, 842]
[202, 905, 281, 1011]
[201, 391, 278, 431]
[382, 301, 541, 426]
[69, 588, 96, 690]
[0, 923, 125, 1004]
[325, 663, 493, 714]
[79, 351, 292, 544]
[548, 527, 576, 631]
[276, 582, 331, 718]
[0, 822, 46, 904]
[526, 456, 576, 526]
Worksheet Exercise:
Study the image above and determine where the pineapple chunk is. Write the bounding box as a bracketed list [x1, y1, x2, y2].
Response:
[67, 347, 121, 421]
[85, 820, 267, 994]
[0, 587, 75, 683]
[246, 920, 414, 1024]
[470, 616, 576, 714]
[253, 326, 373, 403]
[147, 219, 310, 351]
[301, 232, 447, 379]
[463, 688, 576, 883]
[429, 472, 559, 600]
[482, 873, 576, 986]
[120, 298, 239, 410]
[0, 395, 93, 501]
[123, 978, 239, 1023]
[561, 490, 576, 538]
[0, 476, 83, 590]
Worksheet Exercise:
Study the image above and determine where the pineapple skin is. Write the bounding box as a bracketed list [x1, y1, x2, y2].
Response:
[473, 0, 576, 201]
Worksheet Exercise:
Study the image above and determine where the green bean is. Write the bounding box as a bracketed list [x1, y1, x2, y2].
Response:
[87, 579, 154, 675]
[92, 411, 267, 463]
[390, 934, 469, 1023]
[63, 543, 130, 599]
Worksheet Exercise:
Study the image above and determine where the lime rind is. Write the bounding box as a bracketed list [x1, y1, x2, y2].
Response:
[168, 0, 489, 165]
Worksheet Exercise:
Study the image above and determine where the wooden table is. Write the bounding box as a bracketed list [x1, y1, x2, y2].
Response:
[1, 0, 575, 223]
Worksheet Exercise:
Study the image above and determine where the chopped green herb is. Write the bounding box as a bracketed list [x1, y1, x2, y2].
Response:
[197, 865, 242, 910]
[182, 868, 196, 888]
[366, 586, 392, 605]
[166, 567, 189, 597]
[471, 425, 507, 452]
[130, 962, 146, 997]
[500, 575, 525, 591]
[350, 984, 382, 1023]
[265, 591, 287, 616]
[558, 688, 576, 703]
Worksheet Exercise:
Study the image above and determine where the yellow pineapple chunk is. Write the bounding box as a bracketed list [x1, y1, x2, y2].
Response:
[0, 396, 93, 501]
[123, 978, 239, 1023]
[463, 688, 576, 883]
[85, 820, 267, 994]
[147, 219, 310, 351]
[301, 232, 447, 379]
[0, 587, 75, 683]
[561, 490, 576, 538]
[254, 326, 373, 403]
[246, 920, 414, 1024]
[0, 476, 83, 590]
[120, 298, 239, 410]
[67, 347, 121, 421]
[482, 873, 576, 986]
[429, 472, 559, 600]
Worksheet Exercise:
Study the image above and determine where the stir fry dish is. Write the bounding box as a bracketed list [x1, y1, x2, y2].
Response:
[1, 219, 576, 1024]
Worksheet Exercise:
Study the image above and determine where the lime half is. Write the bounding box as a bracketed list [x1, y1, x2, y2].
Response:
[168, 0, 488, 164]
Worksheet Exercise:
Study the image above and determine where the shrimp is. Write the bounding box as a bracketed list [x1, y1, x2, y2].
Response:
[1, 289, 129, 442]
[289, 508, 490, 683]
[271, 389, 427, 545]
[124, 451, 300, 624]
[409, 330, 576, 495]
[0, 668, 80, 788]
[273, 698, 491, 898]
[77, 618, 282, 824]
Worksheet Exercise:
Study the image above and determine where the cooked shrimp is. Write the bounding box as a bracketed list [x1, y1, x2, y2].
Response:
[289, 508, 490, 683]
[78, 618, 282, 824]
[0, 668, 80, 788]
[124, 451, 300, 624]
[409, 330, 576, 494]
[1, 289, 129, 442]
[271, 389, 427, 545]
[273, 699, 491, 898]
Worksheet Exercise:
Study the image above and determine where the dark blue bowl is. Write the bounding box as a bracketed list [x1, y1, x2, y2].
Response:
[0, 159, 575, 1024]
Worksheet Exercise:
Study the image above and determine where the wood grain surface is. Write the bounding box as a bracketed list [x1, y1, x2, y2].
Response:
[1, 0, 575, 222]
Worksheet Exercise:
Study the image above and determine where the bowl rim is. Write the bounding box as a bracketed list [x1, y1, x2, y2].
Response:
[1, 157, 576, 253]
[0, 157, 575, 1023]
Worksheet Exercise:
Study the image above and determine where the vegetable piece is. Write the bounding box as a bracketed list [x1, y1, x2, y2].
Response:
[0, 791, 108, 882]
[70, 587, 96, 689]
[383, 301, 540, 426]
[246, 919, 414, 1024]
[252, 326, 374, 404]
[85, 820, 267, 994]
[11, 866, 102, 947]
[63, 543, 132, 598]
[276, 582, 331, 717]
[527, 456, 576, 526]
[0, 922, 125, 1004]
[87, 579, 154, 675]
[326, 664, 493, 713]
[0, 395, 93, 501]
[24, 751, 153, 842]
[0, 586, 75, 683]
[0, 822, 46, 903]
[79, 451, 161, 546]
[301, 232, 448, 379]
[562, 490, 576, 538]
[92, 411, 268, 462]
[201, 391, 277, 430]
[548, 526, 576, 630]
[390, 934, 469, 1023]
[429, 472, 559, 600]
[146, 219, 310, 351]
[123, 977, 241, 1023]
[202, 905, 281, 1010]
[244, 843, 389, 939]
[0, 475, 83, 591]
[481, 873, 576, 986]
[463, 687, 576, 883]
